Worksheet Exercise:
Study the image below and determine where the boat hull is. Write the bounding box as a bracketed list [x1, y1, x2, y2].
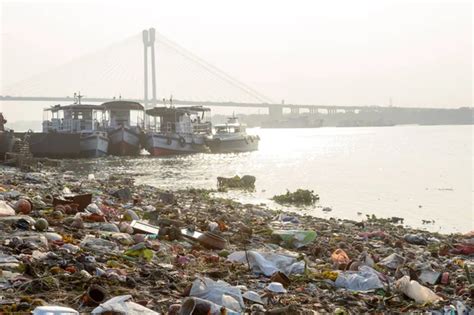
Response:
[108, 127, 141, 156]
[80, 132, 109, 158]
[145, 133, 208, 156]
[207, 136, 259, 153]
[0, 131, 14, 159]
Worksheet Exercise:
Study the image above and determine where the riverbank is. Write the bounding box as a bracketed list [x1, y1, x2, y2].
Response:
[0, 166, 472, 314]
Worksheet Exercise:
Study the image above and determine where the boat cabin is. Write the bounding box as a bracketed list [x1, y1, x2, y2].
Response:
[43, 104, 106, 133]
[214, 116, 247, 135]
[101, 100, 144, 129]
[146, 106, 211, 135]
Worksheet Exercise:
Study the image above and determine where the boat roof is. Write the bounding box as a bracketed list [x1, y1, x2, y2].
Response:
[215, 123, 243, 128]
[146, 106, 210, 117]
[101, 100, 144, 111]
[44, 104, 105, 112]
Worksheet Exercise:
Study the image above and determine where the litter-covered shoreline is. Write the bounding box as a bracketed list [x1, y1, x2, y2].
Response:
[0, 166, 472, 314]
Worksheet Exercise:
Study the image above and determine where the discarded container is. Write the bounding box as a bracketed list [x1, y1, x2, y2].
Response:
[130, 220, 159, 234]
[83, 284, 108, 306]
[33, 305, 79, 315]
[270, 271, 291, 288]
[197, 231, 227, 250]
[266, 282, 287, 293]
[179, 297, 241, 315]
[242, 290, 264, 304]
[394, 276, 442, 304]
[53, 193, 92, 211]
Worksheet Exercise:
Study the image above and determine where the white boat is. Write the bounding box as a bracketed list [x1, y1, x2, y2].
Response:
[145, 106, 211, 156]
[102, 100, 144, 156]
[206, 115, 259, 153]
[42, 94, 109, 157]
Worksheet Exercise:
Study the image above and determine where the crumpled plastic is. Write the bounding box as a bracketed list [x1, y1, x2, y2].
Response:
[92, 295, 159, 315]
[335, 266, 384, 291]
[271, 230, 316, 248]
[227, 250, 305, 276]
[189, 277, 244, 312]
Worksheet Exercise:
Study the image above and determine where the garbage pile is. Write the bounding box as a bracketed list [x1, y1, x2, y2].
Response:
[0, 167, 472, 314]
[272, 189, 320, 205]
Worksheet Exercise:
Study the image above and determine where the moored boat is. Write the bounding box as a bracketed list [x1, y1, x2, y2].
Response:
[102, 100, 144, 156]
[145, 106, 211, 156]
[42, 94, 109, 158]
[206, 115, 259, 153]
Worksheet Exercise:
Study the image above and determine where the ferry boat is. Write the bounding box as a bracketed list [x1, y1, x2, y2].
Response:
[102, 100, 144, 156]
[0, 113, 14, 160]
[206, 115, 259, 153]
[145, 106, 212, 156]
[42, 95, 109, 157]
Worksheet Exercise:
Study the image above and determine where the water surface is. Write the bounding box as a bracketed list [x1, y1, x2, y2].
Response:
[64, 125, 473, 234]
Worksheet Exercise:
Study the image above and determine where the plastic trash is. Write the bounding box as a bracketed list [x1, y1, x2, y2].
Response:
[379, 253, 405, 269]
[335, 265, 384, 291]
[394, 276, 442, 304]
[331, 249, 350, 265]
[266, 282, 287, 293]
[179, 297, 241, 315]
[33, 306, 79, 315]
[92, 295, 159, 315]
[271, 230, 316, 248]
[418, 268, 441, 285]
[242, 290, 264, 304]
[0, 201, 15, 216]
[227, 250, 305, 276]
[189, 276, 244, 312]
[404, 234, 428, 245]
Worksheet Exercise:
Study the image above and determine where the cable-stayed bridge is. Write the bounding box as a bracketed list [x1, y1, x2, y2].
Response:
[0, 28, 465, 118]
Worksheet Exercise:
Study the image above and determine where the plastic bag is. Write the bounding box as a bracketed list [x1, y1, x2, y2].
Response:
[227, 251, 305, 276]
[271, 230, 316, 248]
[335, 265, 384, 291]
[189, 277, 244, 312]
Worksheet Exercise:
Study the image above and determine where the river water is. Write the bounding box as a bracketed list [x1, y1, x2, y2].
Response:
[65, 125, 473, 234]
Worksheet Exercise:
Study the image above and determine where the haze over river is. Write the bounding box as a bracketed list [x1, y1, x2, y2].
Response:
[66, 125, 473, 234]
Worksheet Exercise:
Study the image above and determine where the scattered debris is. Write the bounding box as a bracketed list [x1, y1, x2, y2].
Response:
[272, 189, 319, 205]
[0, 167, 471, 314]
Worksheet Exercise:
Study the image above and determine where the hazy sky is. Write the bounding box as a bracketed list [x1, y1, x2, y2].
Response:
[0, 0, 472, 116]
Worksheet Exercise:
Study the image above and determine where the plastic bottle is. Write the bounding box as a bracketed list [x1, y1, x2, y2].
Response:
[395, 276, 442, 304]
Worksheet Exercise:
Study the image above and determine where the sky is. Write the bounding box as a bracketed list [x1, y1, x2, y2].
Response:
[0, 0, 472, 121]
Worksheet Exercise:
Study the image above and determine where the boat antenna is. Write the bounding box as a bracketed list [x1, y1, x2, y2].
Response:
[76, 92, 83, 104]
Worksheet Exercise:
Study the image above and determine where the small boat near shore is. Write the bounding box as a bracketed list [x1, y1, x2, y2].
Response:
[206, 115, 259, 153]
[42, 95, 109, 158]
[145, 106, 212, 156]
[102, 100, 144, 156]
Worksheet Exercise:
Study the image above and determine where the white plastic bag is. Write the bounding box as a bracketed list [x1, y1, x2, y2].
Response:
[227, 251, 305, 276]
